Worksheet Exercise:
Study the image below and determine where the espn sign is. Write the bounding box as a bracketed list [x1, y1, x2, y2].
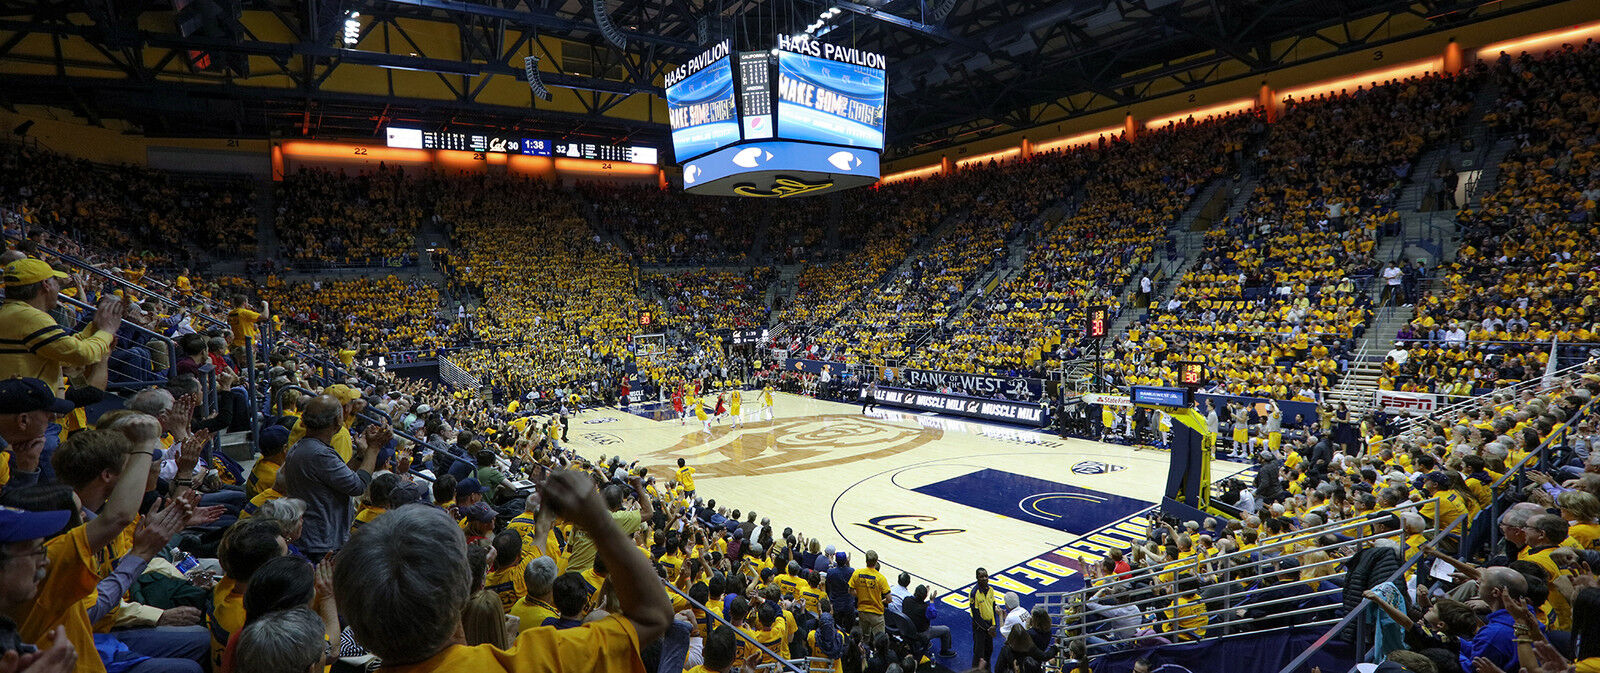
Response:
[1375, 390, 1437, 415]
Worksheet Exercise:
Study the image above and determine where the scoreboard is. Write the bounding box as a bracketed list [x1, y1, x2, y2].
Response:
[666, 36, 886, 197]
[385, 127, 656, 164]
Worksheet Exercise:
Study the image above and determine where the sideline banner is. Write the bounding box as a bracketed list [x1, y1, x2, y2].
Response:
[1082, 393, 1132, 407]
[875, 386, 1049, 427]
[784, 358, 849, 376]
[881, 366, 1043, 400]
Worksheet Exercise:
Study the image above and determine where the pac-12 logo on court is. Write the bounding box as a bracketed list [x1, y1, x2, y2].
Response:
[1071, 461, 1127, 475]
[853, 515, 965, 543]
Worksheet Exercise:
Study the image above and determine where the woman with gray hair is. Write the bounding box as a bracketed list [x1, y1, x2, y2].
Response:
[233, 607, 329, 673]
[255, 497, 309, 558]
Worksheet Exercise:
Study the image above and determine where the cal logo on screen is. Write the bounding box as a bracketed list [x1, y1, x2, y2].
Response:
[854, 514, 965, 543]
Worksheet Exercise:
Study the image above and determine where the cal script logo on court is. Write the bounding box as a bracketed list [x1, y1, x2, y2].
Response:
[854, 514, 965, 543]
[1071, 460, 1127, 475]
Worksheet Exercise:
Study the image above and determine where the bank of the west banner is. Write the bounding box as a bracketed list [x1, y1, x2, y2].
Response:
[883, 366, 1044, 400]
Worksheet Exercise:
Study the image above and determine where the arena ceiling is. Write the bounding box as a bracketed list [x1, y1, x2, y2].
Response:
[0, 0, 1570, 151]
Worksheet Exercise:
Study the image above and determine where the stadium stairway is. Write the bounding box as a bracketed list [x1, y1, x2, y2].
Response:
[1465, 136, 1517, 210]
[1395, 143, 1455, 213]
[1173, 172, 1231, 232]
[1218, 173, 1259, 224]
[767, 263, 801, 325]
[1323, 304, 1410, 412]
[252, 177, 279, 263]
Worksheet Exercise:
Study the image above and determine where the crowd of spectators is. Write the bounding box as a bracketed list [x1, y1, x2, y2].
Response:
[1122, 70, 1479, 398]
[0, 142, 257, 267]
[646, 268, 774, 335]
[248, 275, 462, 357]
[583, 183, 757, 265]
[1399, 42, 1600, 397]
[274, 167, 435, 266]
[911, 113, 1247, 376]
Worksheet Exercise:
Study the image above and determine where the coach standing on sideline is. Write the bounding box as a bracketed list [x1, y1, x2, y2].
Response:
[279, 395, 385, 561]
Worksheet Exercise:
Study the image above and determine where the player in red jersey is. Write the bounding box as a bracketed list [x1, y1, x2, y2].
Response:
[671, 386, 685, 424]
[713, 393, 727, 424]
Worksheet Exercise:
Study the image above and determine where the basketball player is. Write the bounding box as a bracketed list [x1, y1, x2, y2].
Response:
[760, 384, 775, 422]
[713, 392, 727, 424]
[694, 393, 712, 435]
[672, 386, 685, 425]
[729, 388, 744, 428]
[676, 458, 697, 500]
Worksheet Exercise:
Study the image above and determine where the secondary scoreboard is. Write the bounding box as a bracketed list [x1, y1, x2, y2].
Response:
[665, 36, 885, 197]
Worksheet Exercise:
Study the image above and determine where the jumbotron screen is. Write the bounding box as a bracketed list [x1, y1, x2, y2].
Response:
[775, 46, 886, 150]
[665, 41, 741, 162]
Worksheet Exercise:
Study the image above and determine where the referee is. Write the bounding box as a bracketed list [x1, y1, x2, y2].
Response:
[861, 379, 879, 413]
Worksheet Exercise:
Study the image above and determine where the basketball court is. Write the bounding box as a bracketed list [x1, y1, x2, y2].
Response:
[564, 391, 1255, 607]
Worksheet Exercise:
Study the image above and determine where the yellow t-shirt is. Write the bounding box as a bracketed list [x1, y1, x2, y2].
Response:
[212, 579, 247, 669]
[676, 466, 696, 492]
[509, 597, 559, 633]
[379, 614, 641, 673]
[485, 562, 530, 612]
[14, 524, 103, 673]
[849, 567, 890, 615]
[227, 307, 262, 347]
[246, 458, 281, 499]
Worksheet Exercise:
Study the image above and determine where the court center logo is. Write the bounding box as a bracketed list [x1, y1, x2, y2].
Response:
[642, 414, 943, 478]
[1071, 460, 1127, 475]
[854, 514, 965, 543]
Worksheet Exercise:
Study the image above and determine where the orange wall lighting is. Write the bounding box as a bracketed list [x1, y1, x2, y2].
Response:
[1034, 125, 1122, 153]
[1477, 21, 1600, 59]
[277, 141, 431, 163]
[1145, 98, 1257, 129]
[553, 158, 659, 176]
[956, 147, 1021, 168]
[881, 164, 942, 184]
[1278, 58, 1443, 104]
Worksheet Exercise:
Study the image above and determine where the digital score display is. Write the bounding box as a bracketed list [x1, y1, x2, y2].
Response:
[1085, 306, 1108, 339]
[738, 51, 774, 140]
[553, 142, 659, 164]
[385, 127, 654, 163]
[1178, 361, 1206, 387]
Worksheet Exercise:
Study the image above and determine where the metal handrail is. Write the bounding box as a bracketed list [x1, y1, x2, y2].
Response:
[1053, 504, 1432, 599]
[6, 233, 229, 330]
[54, 291, 179, 389]
[1277, 395, 1598, 673]
[1386, 360, 1590, 440]
[1065, 527, 1406, 632]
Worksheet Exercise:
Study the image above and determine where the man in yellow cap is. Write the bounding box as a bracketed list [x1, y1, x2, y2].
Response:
[0, 258, 124, 396]
[285, 383, 366, 462]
